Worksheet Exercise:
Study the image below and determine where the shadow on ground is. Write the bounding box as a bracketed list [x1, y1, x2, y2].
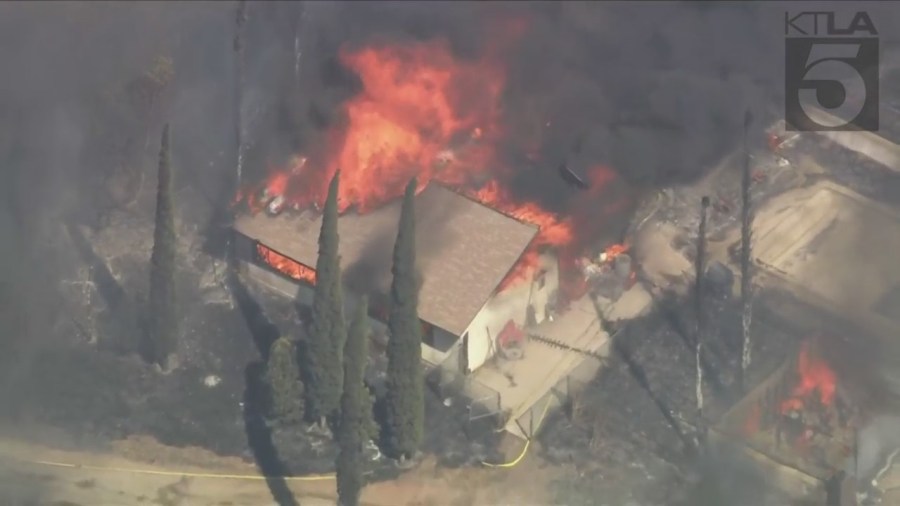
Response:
[244, 362, 300, 506]
[64, 219, 144, 355]
[231, 269, 299, 506]
[230, 268, 281, 357]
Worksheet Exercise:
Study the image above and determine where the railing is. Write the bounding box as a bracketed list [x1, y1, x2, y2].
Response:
[427, 347, 505, 438]
[510, 358, 594, 440]
[428, 331, 606, 440]
[464, 379, 504, 439]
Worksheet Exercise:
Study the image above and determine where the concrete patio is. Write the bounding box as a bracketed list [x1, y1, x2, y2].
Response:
[472, 285, 654, 440]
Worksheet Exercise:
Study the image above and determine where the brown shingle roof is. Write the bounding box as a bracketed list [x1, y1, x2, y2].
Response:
[234, 184, 539, 336]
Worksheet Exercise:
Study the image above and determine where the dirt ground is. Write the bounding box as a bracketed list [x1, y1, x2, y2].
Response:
[0, 430, 561, 506]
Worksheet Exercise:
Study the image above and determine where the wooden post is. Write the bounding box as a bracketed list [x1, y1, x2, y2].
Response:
[740, 110, 755, 394]
[530, 405, 535, 439]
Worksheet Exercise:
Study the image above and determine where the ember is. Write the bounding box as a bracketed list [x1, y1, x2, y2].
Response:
[235, 24, 624, 295]
[256, 243, 316, 285]
[600, 242, 629, 263]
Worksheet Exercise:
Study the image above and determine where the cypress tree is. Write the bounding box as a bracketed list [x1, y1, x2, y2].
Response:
[266, 337, 303, 422]
[384, 178, 424, 461]
[147, 124, 177, 368]
[306, 171, 345, 425]
[336, 297, 371, 506]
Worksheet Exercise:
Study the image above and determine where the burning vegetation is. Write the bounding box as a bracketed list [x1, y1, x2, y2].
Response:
[735, 339, 855, 480]
[234, 24, 629, 295]
[779, 340, 838, 416]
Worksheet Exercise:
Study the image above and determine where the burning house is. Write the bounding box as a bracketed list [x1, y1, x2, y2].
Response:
[226, 19, 641, 442]
[233, 183, 562, 373]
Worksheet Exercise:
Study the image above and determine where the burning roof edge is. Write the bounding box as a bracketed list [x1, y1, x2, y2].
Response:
[233, 183, 540, 335]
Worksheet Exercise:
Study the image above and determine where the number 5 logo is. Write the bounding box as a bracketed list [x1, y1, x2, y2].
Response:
[785, 37, 878, 131]
[798, 44, 867, 127]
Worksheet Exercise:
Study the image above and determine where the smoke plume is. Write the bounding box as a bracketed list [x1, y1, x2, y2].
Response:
[232, 1, 900, 244]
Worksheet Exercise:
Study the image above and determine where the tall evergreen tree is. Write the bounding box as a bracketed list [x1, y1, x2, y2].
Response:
[384, 178, 424, 461]
[266, 337, 303, 422]
[337, 297, 371, 506]
[306, 171, 345, 425]
[147, 124, 177, 368]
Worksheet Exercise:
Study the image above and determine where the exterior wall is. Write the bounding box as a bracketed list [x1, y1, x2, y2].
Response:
[419, 342, 446, 366]
[431, 327, 459, 352]
[241, 260, 312, 303]
[464, 252, 560, 372]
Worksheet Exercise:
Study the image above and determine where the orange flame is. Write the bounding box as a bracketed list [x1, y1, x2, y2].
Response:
[603, 243, 630, 261]
[256, 243, 317, 286]
[236, 23, 627, 296]
[248, 37, 510, 215]
[780, 340, 837, 414]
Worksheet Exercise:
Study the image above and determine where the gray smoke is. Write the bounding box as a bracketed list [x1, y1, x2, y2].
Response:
[679, 445, 785, 506]
[238, 2, 900, 215]
[853, 415, 900, 486]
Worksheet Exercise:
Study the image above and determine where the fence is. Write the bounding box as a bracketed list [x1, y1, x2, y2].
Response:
[510, 354, 598, 440]
[428, 329, 612, 441]
[426, 347, 505, 439]
[464, 378, 504, 439]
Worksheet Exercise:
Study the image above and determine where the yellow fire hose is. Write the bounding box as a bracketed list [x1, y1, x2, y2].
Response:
[481, 393, 554, 468]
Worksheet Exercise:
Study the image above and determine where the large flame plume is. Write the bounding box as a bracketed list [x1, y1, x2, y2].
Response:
[236, 19, 624, 291]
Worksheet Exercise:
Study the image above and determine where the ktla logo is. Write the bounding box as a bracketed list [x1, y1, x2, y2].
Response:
[784, 11, 879, 131]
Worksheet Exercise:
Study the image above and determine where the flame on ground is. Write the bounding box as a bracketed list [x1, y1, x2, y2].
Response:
[236, 24, 624, 295]
[780, 340, 837, 414]
[256, 243, 317, 286]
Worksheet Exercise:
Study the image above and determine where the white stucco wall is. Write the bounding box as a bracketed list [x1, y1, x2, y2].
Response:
[464, 252, 560, 372]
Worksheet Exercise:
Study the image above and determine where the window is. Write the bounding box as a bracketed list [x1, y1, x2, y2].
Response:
[459, 332, 469, 375]
[421, 320, 436, 345]
[422, 323, 457, 353]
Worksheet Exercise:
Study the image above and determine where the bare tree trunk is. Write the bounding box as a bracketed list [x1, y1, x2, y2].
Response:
[234, 0, 247, 194]
[294, 3, 308, 88]
[696, 196, 710, 444]
[223, 0, 247, 279]
[739, 111, 755, 394]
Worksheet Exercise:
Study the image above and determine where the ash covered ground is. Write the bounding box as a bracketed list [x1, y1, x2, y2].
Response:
[537, 283, 810, 505]
[0, 207, 500, 477]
